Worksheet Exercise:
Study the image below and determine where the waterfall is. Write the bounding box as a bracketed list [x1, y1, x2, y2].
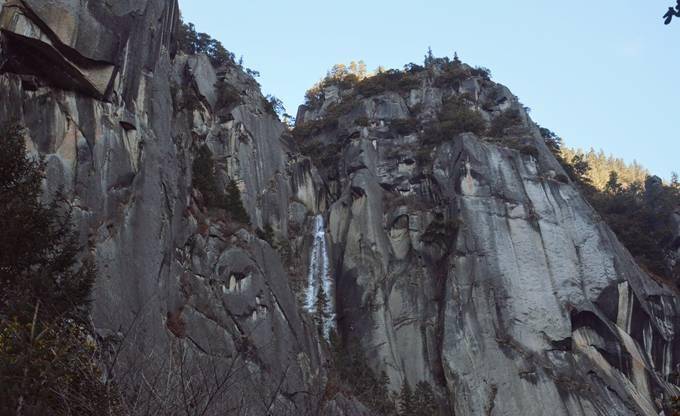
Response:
[305, 214, 335, 337]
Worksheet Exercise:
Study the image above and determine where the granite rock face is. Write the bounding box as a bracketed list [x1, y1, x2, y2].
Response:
[0, 1, 341, 414]
[2, 1, 679, 414]
[296, 65, 680, 415]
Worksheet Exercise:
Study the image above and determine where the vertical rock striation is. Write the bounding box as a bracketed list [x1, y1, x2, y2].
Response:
[295, 64, 680, 415]
[0, 1, 353, 414]
[1, 1, 679, 414]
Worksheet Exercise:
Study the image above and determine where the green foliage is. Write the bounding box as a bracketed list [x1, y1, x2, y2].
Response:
[0, 124, 95, 322]
[215, 80, 241, 110]
[519, 145, 540, 159]
[329, 334, 397, 415]
[488, 109, 522, 137]
[423, 96, 486, 145]
[355, 116, 370, 127]
[297, 141, 343, 168]
[256, 224, 275, 246]
[539, 126, 563, 157]
[192, 144, 222, 208]
[356, 69, 420, 97]
[392, 118, 419, 135]
[398, 380, 438, 415]
[293, 118, 340, 142]
[433, 64, 469, 89]
[0, 124, 110, 415]
[398, 382, 416, 414]
[440, 96, 486, 136]
[413, 381, 438, 415]
[552, 138, 680, 284]
[471, 66, 492, 80]
[177, 21, 235, 67]
[224, 179, 251, 225]
[192, 145, 250, 224]
[420, 215, 460, 251]
[561, 147, 649, 190]
[587, 175, 679, 281]
[314, 286, 330, 335]
[264, 94, 286, 118]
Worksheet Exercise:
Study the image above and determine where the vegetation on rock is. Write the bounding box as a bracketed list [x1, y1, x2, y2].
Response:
[542, 127, 680, 285]
[192, 144, 250, 224]
[0, 124, 112, 415]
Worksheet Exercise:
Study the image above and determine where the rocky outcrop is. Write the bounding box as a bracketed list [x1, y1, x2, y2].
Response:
[296, 65, 680, 415]
[0, 1, 342, 414]
[2, 1, 679, 414]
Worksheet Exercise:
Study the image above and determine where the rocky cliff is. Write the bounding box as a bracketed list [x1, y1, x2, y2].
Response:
[295, 63, 680, 415]
[1, 1, 678, 415]
[0, 1, 359, 414]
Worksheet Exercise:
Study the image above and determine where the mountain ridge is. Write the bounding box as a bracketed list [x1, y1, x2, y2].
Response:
[0, 2, 679, 415]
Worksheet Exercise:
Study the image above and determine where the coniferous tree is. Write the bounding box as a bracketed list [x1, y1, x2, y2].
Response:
[0, 124, 110, 415]
[192, 144, 221, 208]
[224, 179, 250, 224]
[424, 47, 435, 67]
[398, 381, 416, 415]
[414, 381, 438, 416]
[314, 285, 330, 334]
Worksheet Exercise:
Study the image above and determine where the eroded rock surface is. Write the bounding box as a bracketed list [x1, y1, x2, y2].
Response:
[2, 1, 679, 414]
[0, 1, 341, 414]
[296, 65, 680, 415]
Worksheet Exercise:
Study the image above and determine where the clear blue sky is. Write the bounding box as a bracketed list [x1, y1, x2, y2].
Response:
[179, 0, 679, 179]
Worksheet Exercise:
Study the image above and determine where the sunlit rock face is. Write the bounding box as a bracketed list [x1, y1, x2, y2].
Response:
[298, 65, 680, 415]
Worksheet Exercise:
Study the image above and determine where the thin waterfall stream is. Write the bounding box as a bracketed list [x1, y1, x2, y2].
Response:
[305, 214, 335, 337]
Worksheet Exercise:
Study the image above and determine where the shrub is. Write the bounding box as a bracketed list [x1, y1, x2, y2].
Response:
[488, 109, 522, 137]
[392, 118, 419, 135]
[264, 95, 285, 117]
[420, 216, 460, 251]
[215, 80, 241, 110]
[471, 66, 492, 80]
[355, 117, 370, 127]
[438, 96, 486, 137]
[520, 145, 539, 159]
[256, 224, 275, 246]
[292, 118, 339, 141]
[555, 173, 570, 183]
[299, 141, 343, 167]
[177, 21, 235, 67]
[355, 69, 420, 97]
[433, 65, 469, 89]
[329, 333, 397, 414]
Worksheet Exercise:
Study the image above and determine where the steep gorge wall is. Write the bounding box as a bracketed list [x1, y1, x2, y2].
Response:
[0, 1, 364, 414]
[1, 1, 679, 414]
[296, 66, 680, 415]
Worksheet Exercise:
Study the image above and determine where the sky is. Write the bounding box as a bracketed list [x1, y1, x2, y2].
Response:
[179, 0, 679, 179]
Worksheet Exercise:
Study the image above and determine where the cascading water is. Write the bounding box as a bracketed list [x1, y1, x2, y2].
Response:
[305, 214, 335, 337]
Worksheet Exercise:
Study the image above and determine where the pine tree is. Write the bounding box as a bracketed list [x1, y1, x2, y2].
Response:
[424, 46, 435, 67]
[0, 124, 109, 415]
[224, 179, 250, 224]
[314, 285, 330, 334]
[604, 171, 623, 194]
[398, 381, 416, 415]
[192, 145, 221, 208]
[414, 381, 437, 416]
